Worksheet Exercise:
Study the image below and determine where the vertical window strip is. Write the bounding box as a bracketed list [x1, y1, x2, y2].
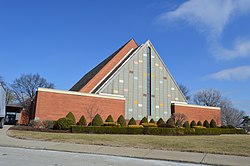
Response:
[147, 47, 151, 116]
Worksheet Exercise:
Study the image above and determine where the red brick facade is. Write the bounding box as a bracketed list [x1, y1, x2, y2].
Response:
[171, 103, 221, 126]
[33, 88, 125, 123]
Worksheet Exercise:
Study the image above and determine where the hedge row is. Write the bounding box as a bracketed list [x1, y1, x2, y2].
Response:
[71, 126, 246, 135]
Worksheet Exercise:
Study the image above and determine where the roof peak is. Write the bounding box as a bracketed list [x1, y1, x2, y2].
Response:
[70, 38, 138, 92]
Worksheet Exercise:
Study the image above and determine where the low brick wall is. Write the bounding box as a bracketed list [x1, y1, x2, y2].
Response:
[32, 88, 125, 123]
[171, 103, 221, 126]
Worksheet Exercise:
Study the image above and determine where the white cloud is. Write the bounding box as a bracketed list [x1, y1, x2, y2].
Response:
[208, 66, 250, 81]
[159, 0, 250, 60]
[160, 0, 233, 38]
[214, 39, 250, 60]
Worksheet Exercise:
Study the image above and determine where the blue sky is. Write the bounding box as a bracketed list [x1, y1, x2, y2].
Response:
[0, 0, 250, 115]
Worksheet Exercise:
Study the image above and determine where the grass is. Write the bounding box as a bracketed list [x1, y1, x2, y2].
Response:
[7, 130, 250, 157]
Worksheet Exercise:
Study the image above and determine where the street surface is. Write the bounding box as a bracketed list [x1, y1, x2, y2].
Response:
[0, 146, 205, 166]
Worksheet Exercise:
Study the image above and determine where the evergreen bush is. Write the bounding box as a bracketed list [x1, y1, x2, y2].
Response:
[203, 120, 210, 128]
[128, 117, 136, 125]
[105, 115, 114, 122]
[77, 115, 87, 126]
[92, 114, 103, 126]
[117, 115, 126, 127]
[166, 118, 175, 128]
[56, 117, 74, 130]
[175, 120, 182, 127]
[102, 122, 118, 126]
[141, 123, 157, 127]
[210, 119, 217, 128]
[197, 121, 202, 126]
[157, 118, 165, 127]
[140, 117, 148, 125]
[190, 120, 196, 128]
[71, 126, 246, 135]
[149, 119, 155, 123]
[66, 112, 76, 125]
[183, 121, 190, 128]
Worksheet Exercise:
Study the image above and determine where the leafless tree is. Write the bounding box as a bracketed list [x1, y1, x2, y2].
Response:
[193, 89, 245, 126]
[83, 100, 103, 124]
[5, 88, 15, 105]
[171, 113, 187, 124]
[10, 73, 54, 112]
[220, 99, 245, 126]
[0, 76, 15, 105]
[193, 89, 222, 107]
[178, 83, 191, 101]
[0, 76, 6, 87]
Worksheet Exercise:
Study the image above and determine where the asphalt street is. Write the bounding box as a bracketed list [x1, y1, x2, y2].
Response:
[0, 146, 205, 166]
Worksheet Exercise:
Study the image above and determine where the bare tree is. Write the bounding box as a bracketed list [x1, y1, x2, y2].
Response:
[0, 76, 5, 87]
[193, 89, 245, 126]
[10, 73, 54, 111]
[220, 99, 245, 126]
[171, 113, 187, 124]
[5, 88, 15, 105]
[178, 83, 191, 101]
[193, 89, 222, 107]
[83, 100, 103, 124]
[0, 76, 15, 105]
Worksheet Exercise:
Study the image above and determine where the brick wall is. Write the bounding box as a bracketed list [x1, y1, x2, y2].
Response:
[171, 103, 221, 126]
[33, 88, 125, 124]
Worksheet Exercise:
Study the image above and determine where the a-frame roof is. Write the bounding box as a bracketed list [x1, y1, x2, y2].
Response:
[70, 39, 138, 92]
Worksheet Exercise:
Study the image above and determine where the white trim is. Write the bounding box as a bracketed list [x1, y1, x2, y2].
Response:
[172, 101, 220, 110]
[38, 88, 125, 100]
[90, 48, 135, 93]
[146, 40, 188, 103]
[98, 92, 124, 98]
[95, 44, 143, 93]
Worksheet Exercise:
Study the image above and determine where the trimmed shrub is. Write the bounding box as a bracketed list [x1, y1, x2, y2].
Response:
[220, 125, 235, 129]
[210, 119, 217, 128]
[149, 119, 155, 124]
[175, 120, 182, 127]
[166, 118, 175, 128]
[190, 120, 196, 128]
[141, 123, 157, 127]
[203, 120, 210, 128]
[128, 125, 143, 128]
[117, 115, 126, 127]
[197, 121, 202, 126]
[56, 117, 74, 130]
[72, 126, 144, 134]
[77, 115, 87, 126]
[87, 122, 92, 126]
[128, 117, 136, 125]
[102, 122, 119, 126]
[157, 118, 165, 127]
[183, 121, 190, 128]
[105, 115, 114, 122]
[42, 120, 54, 129]
[28, 119, 41, 128]
[193, 126, 206, 129]
[66, 112, 76, 125]
[92, 114, 103, 126]
[71, 126, 246, 135]
[140, 117, 148, 125]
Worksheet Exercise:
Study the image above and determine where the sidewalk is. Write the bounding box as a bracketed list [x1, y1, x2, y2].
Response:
[1, 125, 249, 166]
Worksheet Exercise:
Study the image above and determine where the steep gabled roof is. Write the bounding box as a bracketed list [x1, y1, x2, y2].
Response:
[70, 39, 138, 92]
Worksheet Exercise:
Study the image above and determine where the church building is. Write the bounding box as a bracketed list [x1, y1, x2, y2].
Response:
[31, 39, 221, 125]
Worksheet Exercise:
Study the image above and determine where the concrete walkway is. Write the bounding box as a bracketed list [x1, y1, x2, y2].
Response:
[0, 126, 249, 166]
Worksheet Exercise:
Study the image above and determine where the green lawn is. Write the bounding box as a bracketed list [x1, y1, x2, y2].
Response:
[8, 130, 250, 156]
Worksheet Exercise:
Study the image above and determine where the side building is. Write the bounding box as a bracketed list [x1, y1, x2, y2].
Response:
[31, 39, 221, 125]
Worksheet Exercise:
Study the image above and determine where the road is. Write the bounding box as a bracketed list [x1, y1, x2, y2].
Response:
[0, 146, 205, 166]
